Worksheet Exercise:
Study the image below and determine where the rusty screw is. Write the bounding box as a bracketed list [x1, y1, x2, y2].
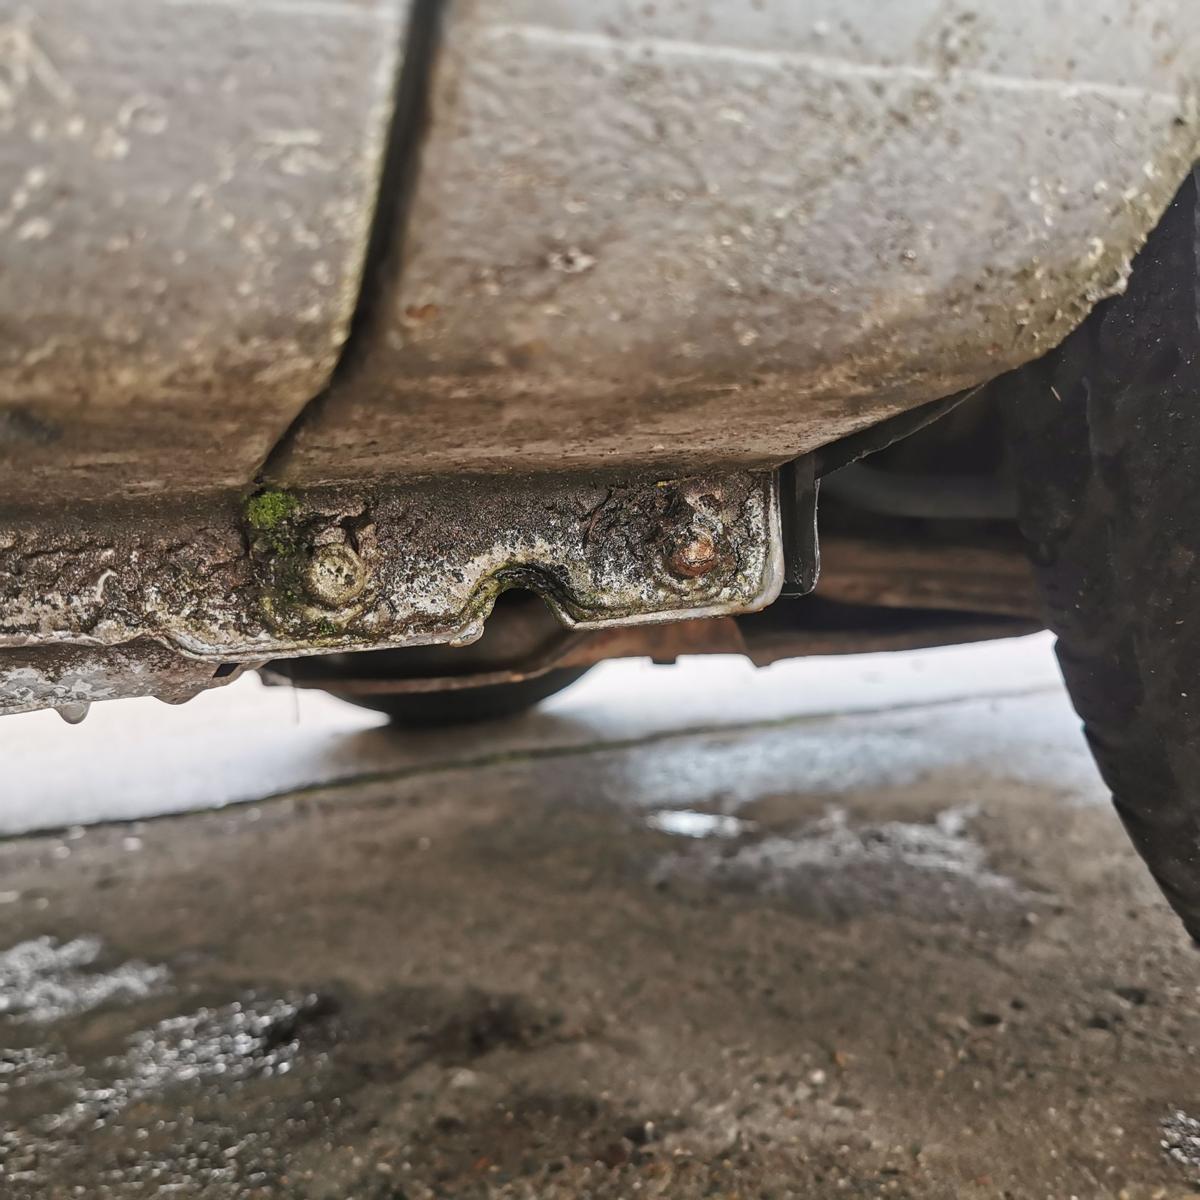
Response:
[666, 527, 720, 579]
[302, 542, 368, 609]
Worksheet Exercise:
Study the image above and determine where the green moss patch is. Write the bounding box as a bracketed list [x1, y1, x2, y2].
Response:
[245, 489, 300, 532]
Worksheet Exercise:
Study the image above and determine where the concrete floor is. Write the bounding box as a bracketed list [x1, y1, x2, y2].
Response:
[2, 636, 1200, 1198]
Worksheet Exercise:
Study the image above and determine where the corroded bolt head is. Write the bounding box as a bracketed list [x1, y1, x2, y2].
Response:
[666, 528, 720, 579]
[302, 543, 368, 609]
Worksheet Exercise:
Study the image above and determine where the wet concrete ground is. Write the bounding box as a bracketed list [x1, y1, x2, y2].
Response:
[3, 638, 1200, 1198]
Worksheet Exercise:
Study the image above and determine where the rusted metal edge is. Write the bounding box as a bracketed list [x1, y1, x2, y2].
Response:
[266, 607, 1041, 700]
[0, 470, 783, 715]
[263, 530, 1040, 699]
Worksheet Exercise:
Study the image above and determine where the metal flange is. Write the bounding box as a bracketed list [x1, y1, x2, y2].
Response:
[0, 470, 784, 714]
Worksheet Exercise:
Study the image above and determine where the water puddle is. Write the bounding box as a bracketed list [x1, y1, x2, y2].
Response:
[654, 806, 1034, 923]
[645, 809, 755, 839]
[0, 1044, 73, 1088]
[1162, 1109, 1200, 1173]
[726, 807, 1000, 879]
[0, 935, 333, 1192]
[77, 993, 330, 1114]
[0, 935, 166, 1022]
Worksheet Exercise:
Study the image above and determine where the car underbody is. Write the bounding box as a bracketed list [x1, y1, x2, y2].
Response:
[3, 0, 1199, 718]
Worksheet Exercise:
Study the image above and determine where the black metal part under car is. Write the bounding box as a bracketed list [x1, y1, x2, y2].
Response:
[1000, 167, 1200, 944]
[334, 668, 592, 727]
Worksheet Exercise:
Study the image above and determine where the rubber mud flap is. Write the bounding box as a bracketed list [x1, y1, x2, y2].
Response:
[999, 167, 1200, 942]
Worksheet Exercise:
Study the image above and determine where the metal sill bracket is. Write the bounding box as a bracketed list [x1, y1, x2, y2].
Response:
[0, 469, 788, 716]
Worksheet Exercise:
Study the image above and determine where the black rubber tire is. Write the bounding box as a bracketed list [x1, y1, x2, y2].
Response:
[999, 167, 1200, 941]
[332, 667, 590, 728]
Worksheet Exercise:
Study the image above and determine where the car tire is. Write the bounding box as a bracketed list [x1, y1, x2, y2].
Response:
[999, 167, 1200, 941]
